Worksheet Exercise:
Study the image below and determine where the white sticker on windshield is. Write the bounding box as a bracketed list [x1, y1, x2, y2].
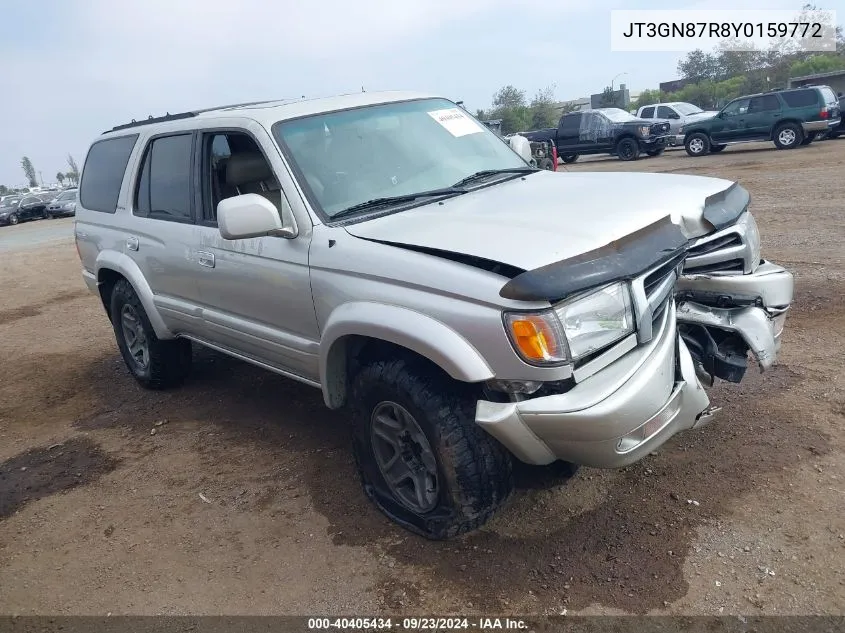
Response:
[427, 108, 483, 137]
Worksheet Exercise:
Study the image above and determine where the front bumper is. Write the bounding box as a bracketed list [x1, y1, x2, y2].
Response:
[476, 260, 794, 467]
[641, 135, 670, 148]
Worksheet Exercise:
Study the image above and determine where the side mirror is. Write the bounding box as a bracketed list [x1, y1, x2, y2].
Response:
[217, 193, 298, 240]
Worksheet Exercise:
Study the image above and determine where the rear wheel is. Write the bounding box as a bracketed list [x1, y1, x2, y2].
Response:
[616, 137, 640, 161]
[560, 154, 579, 164]
[110, 279, 192, 389]
[350, 357, 513, 539]
[685, 133, 711, 156]
[773, 122, 803, 149]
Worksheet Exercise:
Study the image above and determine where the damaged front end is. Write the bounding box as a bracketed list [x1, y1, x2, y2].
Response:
[475, 182, 793, 467]
[675, 201, 793, 386]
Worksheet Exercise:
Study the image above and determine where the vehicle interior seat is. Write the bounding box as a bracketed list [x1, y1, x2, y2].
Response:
[225, 152, 283, 211]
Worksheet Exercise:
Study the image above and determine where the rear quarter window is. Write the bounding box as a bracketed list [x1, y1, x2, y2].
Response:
[79, 134, 139, 213]
[781, 89, 819, 108]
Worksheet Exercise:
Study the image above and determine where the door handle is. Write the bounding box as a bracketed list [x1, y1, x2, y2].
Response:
[197, 250, 215, 268]
[126, 236, 139, 251]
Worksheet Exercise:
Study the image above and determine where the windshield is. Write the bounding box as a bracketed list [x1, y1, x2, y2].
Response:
[599, 108, 639, 123]
[55, 191, 77, 201]
[673, 102, 704, 115]
[272, 98, 528, 219]
[0, 198, 20, 208]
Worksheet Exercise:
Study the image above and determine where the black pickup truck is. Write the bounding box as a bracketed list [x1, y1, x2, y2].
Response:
[523, 108, 672, 162]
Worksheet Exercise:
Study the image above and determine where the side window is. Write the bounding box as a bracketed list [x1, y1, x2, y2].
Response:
[781, 89, 818, 108]
[640, 106, 655, 118]
[722, 98, 750, 116]
[656, 105, 677, 119]
[79, 134, 139, 213]
[559, 113, 582, 132]
[200, 131, 281, 224]
[749, 95, 780, 112]
[134, 134, 193, 221]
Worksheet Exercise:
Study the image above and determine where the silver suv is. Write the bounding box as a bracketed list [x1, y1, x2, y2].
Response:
[75, 91, 794, 539]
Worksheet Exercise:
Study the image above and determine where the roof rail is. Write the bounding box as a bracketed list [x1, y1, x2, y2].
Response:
[105, 111, 197, 133]
[104, 100, 282, 134]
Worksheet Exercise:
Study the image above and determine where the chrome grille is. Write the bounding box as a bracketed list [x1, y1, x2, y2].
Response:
[632, 253, 684, 344]
[684, 226, 751, 274]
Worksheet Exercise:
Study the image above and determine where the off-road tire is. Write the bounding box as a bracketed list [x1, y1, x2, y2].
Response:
[560, 154, 579, 164]
[646, 148, 664, 157]
[350, 357, 513, 540]
[616, 137, 640, 161]
[773, 122, 803, 149]
[710, 144, 727, 153]
[685, 132, 711, 156]
[110, 279, 192, 390]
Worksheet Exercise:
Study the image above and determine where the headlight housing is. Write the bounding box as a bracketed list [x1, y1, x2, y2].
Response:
[738, 210, 761, 270]
[504, 282, 635, 365]
[640, 126, 650, 137]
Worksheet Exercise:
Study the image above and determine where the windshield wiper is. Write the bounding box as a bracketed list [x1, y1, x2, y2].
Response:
[451, 167, 538, 188]
[329, 187, 467, 220]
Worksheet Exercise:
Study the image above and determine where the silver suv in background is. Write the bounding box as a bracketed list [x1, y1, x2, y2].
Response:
[75, 91, 794, 539]
[636, 102, 720, 146]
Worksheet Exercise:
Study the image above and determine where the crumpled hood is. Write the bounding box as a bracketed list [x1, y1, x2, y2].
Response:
[343, 171, 738, 271]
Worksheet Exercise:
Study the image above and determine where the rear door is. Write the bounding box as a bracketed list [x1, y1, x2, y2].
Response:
[124, 132, 206, 335]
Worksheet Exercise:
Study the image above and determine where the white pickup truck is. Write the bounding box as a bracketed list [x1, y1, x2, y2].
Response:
[636, 102, 719, 146]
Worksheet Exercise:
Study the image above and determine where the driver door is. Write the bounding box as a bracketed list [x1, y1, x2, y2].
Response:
[711, 98, 750, 143]
[190, 123, 321, 383]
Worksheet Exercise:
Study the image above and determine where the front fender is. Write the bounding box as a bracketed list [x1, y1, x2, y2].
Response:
[319, 302, 495, 408]
[95, 250, 174, 339]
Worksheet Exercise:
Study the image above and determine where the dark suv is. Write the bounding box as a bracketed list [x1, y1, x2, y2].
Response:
[681, 85, 841, 156]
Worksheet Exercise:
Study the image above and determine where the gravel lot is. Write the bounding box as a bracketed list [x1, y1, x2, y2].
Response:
[0, 140, 843, 616]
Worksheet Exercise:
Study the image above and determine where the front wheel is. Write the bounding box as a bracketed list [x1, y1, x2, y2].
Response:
[350, 357, 513, 539]
[773, 122, 803, 149]
[685, 132, 711, 156]
[110, 279, 192, 389]
[616, 137, 640, 161]
[560, 154, 579, 164]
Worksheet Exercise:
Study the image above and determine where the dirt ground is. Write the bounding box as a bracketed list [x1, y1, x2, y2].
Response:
[1, 140, 843, 616]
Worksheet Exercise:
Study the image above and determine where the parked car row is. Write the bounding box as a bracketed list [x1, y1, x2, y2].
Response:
[519, 85, 841, 163]
[639, 85, 841, 157]
[0, 188, 77, 226]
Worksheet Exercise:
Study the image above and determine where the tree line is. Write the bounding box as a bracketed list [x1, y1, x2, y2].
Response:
[475, 4, 843, 135]
[0, 155, 79, 195]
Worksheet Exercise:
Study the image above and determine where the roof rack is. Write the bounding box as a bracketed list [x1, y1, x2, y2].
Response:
[104, 100, 280, 134]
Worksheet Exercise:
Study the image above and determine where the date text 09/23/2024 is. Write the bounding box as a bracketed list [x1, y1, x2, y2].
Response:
[307, 617, 528, 630]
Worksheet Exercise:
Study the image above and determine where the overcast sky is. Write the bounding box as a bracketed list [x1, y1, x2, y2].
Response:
[0, 0, 835, 186]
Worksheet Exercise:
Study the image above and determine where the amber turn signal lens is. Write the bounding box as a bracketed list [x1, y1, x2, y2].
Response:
[504, 311, 568, 364]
